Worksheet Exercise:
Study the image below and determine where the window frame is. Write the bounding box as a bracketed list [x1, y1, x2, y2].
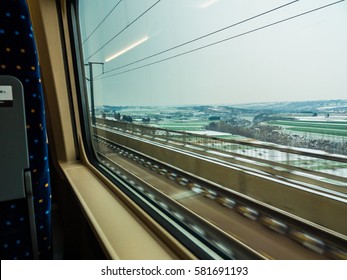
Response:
[66, 0, 262, 260]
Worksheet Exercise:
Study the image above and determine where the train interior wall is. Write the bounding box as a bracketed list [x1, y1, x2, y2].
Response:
[50, 162, 106, 259]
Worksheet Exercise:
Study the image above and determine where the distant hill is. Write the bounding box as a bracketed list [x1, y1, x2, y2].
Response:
[230, 100, 347, 113]
[97, 100, 347, 115]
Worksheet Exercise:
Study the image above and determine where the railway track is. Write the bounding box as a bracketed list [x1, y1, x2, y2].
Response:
[93, 134, 347, 259]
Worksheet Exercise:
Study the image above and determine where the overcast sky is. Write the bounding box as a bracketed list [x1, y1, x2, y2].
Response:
[79, 0, 347, 106]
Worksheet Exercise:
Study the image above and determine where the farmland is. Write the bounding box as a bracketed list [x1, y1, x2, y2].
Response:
[153, 119, 210, 131]
[96, 102, 347, 176]
[96, 101, 347, 153]
[267, 120, 347, 138]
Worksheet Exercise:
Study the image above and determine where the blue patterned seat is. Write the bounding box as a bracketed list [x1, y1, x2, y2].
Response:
[0, 0, 51, 259]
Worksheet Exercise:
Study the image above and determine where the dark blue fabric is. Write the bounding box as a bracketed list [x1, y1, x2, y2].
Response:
[0, 0, 51, 259]
[0, 199, 33, 259]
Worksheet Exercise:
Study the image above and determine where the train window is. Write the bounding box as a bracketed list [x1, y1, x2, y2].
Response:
[74, 0, 347, 259]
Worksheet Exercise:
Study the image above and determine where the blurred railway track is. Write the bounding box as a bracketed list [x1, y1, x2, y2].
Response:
[93, 133, 347, 259]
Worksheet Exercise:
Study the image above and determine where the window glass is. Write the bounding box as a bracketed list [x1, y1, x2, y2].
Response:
[78, 0, 347, 259]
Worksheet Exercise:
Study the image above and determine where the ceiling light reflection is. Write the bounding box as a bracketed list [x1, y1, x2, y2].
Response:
[200, 0, 219, 8]
[105, 36, 148, 63]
